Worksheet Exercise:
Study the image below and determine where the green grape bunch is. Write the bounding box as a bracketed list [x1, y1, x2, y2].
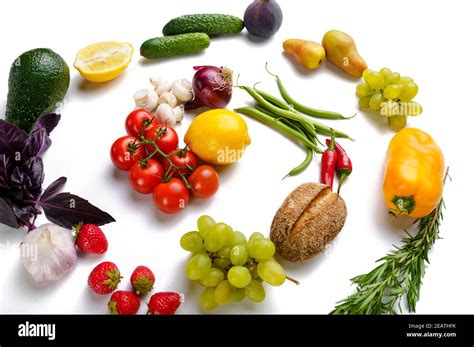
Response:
[180, 215, 291, 311]
[356, 67, 423, 131]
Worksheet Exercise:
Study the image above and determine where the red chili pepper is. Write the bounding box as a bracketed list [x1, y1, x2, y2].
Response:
[320, 132, 337, 190]
[326, 139, 353, 194]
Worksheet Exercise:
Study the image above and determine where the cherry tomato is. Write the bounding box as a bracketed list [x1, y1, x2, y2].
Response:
[144, 125, 179, 157]
[153, 178, 190, 214]
[128, 159, 164, 194]
[189, 165, 219, 199]
[110, 136, 145, 171]
[125, 109, 158, 137]
[163, 149, 198, 178]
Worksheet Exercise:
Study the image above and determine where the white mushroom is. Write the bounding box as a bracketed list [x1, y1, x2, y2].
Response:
[154, 104, 185, 127]
[134, 89, 158, 112]
[158, 92, 178, 108]
[172, 79, 194, 103]
[150, 77, 172, 96]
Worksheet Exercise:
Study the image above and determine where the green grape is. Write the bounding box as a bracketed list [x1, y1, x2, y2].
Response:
[247, 262, 259, 279]
[200, 287, 219, 311]
[214, 258, 231, 270]
[249, 232, 264, 243]
[362, 69, 373, 82]
[233, 288, 246, 302]
[379, 67, 392, 78]
[358, 96, 371, 109]
[186, 253, 212, 280]
[369, 92, 385, 111]
[356, 82, 373, 97]
[205, 223, 231, 252]
[214, 280, 236, 305]
[257, 259, 286, 286]
[399, 101, 423, 116]
[191, 249, 207, 257]
[199, 267, 225, 287]
[385, 72, 401, 85]
[231, 231, 247, 246]
[383, 84, 401, 100]
[388, 115, 407, 131]
[228, 266, 252, 288]
[380, 100, 400, 117]
[399, 76, 414, 84]
[218, 246, 231, 259]
[197, 215, 215, 238]
[248, 239, 275, 260]
[399, 82, 418, 102]
[365, 71, 385, 90]
[180, 231, 204, 252]
[245, 280, 266, 303]
[230, 244, 249, 266]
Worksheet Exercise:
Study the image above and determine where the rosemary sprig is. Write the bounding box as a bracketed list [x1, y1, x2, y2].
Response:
[330, 173, 448, 315]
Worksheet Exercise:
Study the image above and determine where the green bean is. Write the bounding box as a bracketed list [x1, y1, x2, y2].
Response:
[265, 63, 351, 120]
[238, 86, 317, 138]
[234, 107, 323, 153]
[283, 147, 313, 179]
[309, 120, 353, 140]
[255, 88, 291, 111]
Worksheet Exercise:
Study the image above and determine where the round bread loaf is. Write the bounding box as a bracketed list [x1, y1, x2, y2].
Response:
[270, 183, 347, 263]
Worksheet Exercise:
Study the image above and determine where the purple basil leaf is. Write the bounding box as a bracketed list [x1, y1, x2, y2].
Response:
[33, 113, 61, 135]
[0, 154, 10, 185]
[40, 192, 115, 229]
[0, 197, 19, 228]
[40, 177, 67, 201]
[22, 127, 52, 158]
[0, 120, 28, 156]
[23, 157, 45, 189]
[12, 204, 39, 224]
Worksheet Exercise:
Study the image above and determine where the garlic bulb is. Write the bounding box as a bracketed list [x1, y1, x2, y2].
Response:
[158, 92, 178, 108]
[20, 223, 77, 283]
[134, 89, 158, 112]
[172, 79, 194, 103]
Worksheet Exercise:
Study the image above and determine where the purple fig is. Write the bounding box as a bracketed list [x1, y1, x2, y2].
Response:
[244, 0, 283, 38]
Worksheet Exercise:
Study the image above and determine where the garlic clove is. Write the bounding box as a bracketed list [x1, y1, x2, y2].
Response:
[172, 79, 194, 103]
[20, 223, 77, 283]
[149, 77, 163, 88]
[158, 92, 178, 108]
[134, 89, 158, 112]
[173, 105, 185, 123]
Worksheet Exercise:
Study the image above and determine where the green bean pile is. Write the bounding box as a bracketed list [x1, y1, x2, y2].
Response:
[235, 65, 354, 178]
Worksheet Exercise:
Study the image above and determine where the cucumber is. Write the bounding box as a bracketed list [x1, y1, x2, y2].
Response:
[162, 14, 244, 36]
[140, 33, 211, 60]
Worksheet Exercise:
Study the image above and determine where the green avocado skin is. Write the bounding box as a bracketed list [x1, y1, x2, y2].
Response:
[162, 14, 244, 36]
[5, 48, 70, 132]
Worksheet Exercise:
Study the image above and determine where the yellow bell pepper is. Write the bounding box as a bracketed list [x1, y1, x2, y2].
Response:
[383, 128, 444, 218]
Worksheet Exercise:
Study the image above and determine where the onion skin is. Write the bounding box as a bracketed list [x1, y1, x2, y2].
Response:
[186, 66, 233, 110]
[244, 0, 283, 38]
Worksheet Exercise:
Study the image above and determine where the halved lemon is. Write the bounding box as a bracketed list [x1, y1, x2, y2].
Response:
[74, 41, 134, 82]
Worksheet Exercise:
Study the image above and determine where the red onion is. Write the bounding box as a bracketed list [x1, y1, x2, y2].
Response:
[186, 66, 233, 110]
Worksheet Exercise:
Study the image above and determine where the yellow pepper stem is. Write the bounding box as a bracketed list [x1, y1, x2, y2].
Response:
[392, 195, 415, 215]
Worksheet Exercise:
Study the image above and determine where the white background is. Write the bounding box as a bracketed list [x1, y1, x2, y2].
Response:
[0, 0, 473, 314]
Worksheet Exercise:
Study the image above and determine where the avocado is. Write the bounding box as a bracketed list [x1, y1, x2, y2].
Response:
[140, 33, 211, 60]
[162, 14, 244, 36]
[5, 48, 70, 132]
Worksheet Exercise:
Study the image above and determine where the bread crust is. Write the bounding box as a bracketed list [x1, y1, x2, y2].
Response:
[270, 183, 347, 263]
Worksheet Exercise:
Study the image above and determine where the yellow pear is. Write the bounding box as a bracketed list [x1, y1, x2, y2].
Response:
[322, 30, 367, 78]
[283, 39, 326, 70]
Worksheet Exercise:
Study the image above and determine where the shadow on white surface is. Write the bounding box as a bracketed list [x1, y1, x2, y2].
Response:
[74, 73, 127, 96]
[138, 51, 207, 67]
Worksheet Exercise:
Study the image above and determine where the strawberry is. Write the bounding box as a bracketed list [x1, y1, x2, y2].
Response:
[130, 265, 155, 296]
[147, 292, 184, 315]
[108, 290, 140, 315]
[75, 224, 108, 254]
[88, 261, 122, 295]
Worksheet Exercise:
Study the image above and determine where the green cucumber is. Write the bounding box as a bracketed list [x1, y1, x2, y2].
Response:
[140, 33, 211, 60]
[162, 14, 244, 36]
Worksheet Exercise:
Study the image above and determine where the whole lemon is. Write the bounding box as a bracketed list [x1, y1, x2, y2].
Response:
[184, 109, 251, 165]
